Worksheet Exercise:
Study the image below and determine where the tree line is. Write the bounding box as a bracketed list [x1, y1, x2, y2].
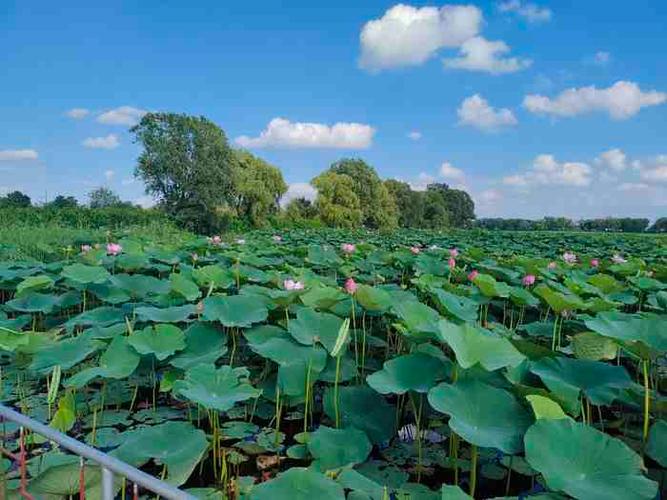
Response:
[476, 217, 665, 233]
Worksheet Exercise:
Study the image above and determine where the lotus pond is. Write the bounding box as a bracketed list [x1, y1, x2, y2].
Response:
[0, 229, 665, 499]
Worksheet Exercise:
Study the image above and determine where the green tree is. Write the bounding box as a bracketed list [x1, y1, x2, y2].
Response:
[311, 172, 363, 228]
[47, 195, 79, 209]
[426, 183, 475, 228]
[422, 188, 450, 229]
[233, 150, 287, 227]
[648, 218, 667, 233]
[283, 197, 318, 224]
[89, 187, 122, 208]
[384, 179, 425, 228]
[131, 112, 238, 233]
[328, 158, 397, 229]
[0, 190, 31, 208]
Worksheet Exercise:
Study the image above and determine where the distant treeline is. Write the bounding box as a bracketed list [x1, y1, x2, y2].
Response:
[0, 206, 168, 229]
[475, 217, 665, 233]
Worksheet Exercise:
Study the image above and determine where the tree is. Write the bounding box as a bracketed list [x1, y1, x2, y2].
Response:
[89, 187, 122, 208]
[648, 218, 667, 233]
[47, 195, 78, 209]
[311, 172, 363, 228]
[0, 190, 31, 208]
[283, 197, 318, 223]
[426, 183, 475, 228]
[131, 112, 238, 232]
[233, 150, 287, 227]
[422, 189, 450, 229]
[384, 179, 425, 228]
[328, 158, 398, 229]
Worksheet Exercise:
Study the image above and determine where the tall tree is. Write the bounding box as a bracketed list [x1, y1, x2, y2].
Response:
[89, 187, 122, 208]
[131, 112, 237, 232]
[384, 179, 425, 228]
[0, 190, 31, 208]
[311, 172, 363, 228]
[328, 158, 397, 229]
[233, 150, 287, 227]
[47, 195, 79, 209]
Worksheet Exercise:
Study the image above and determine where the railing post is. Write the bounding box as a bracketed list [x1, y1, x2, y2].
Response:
[102, 467, 114, 500]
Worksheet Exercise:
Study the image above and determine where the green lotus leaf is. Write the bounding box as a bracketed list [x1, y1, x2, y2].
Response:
[307, 244, 343, 266]
[65, 306, 127, 332]
[472, 273, 510, 298]
[524, 418, 657, 500]
[202, 295, 268, 327]
[300, 285, 347, 310]
[530, 357, 632, 406]
[308, 425, 372, 471]
[525, 395, 568, 420]
[431, 289, 479, 322]
[440, 484, 473, 499]
[128, 324, 186, 360]
[414, 254, 449, 276]
[16, 275, 54, 296]
[65, 336, 140, 388]
[88, 283, 132, 304]
[288, 308, 344, 353]
[391, 300, 441, 339]
[584, 311, 667, 352]
[571, 332, 618, 360]
[173, 364, 260, 412]
[337, 468, 384, 500]
[509, 286, 540, 307]
[323, 385, 395, 444]
[110, 274, 171, 298]
[61, 263, 110, 285]
[367, 353, 447, 395]
[30, 335, 103, 374]
[192, 265, 235, 290]
[169, 322, 227, 370]
[646, 420, 667, 467]
[0, 326, 29, 351]
[111, 421, 208, 486]
[248, 467, 344, 500]
[6, 292, 62, 314]
[135, 304, 196, 323]
[355, 284, 393, 312]
[534, 284, 585, 313]
[170, 272, 202, 301]
[428, 379, 532, 453]
[587, 274, 625, 295]
[436, 320, 524, 370]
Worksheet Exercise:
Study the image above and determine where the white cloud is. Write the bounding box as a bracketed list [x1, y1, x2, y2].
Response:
[498, 1, 552, 23]
[440, 161, 465, 181]
[443, 36, 531, 74]
[409, 172, 436, 191]
[235, 118, 375, 149]
[359, 4, 482, 71]
[407, 131, 422, 140]
[457, 94, 518, 131]
[121, 177, 136, 186]
[593, 51, 611, 66]
[595, 148, 627, 171]
[82, 134, 120, 150]
[618, 182, 649, 191]
[640, 165, 667, 183]
[66, 108, 90, 119]
[477, 188, 502, 204]
[504, 154, 592, 187]
[523, 81, 667, 119]
[280, 183, 318, 207]
[0, 149, 38, 161]
[97, 106, 147, 126]
[134, 195, 156, 208]
[104, 169, 115, 181]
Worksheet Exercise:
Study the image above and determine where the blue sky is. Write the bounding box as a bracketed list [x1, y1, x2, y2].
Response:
[1, 0, 666, 219]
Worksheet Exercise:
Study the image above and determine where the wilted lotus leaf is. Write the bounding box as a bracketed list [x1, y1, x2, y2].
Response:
[202, 295, 268, 327]
[524, 419, 658, 500]
[248, 467, 344, 500]
[30, 335, 103, 374]
[173, 364, 260, 412]
[135, 304, 196, 323]
[169, 322, 227, 370]
[530, 357, 632, 406]
[61, 263, 110, 285]
[367, 353, 447, 394]
[65, 336, 140, 388]
[428, 379, 532, 453]
[288, 308, 344, 353]
[308, 426, 372, 471]
[128, 324, 186, 360]
[323, 385, 395, 444]
[584, 311, 667, 352]
[436, 320, 524, 371]
[111, 421, 208, 486]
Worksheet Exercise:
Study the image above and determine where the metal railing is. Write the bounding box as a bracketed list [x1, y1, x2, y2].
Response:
[0, 404, 198, 500]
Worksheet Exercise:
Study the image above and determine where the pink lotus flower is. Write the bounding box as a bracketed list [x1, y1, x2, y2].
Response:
[468, 270, 479, 282]
[210, 235, 222, 245]
[449, 248, 459, 258]
[611, 254, 627, 264]
[341, 243, 356, 254]
[547, 261, 557, 270]
[344, 278, 357, 295]
[522, 274, 536, 286]
[590, 258, 599, 268]
[410, 246, 421, 255]
[283, 279, 304, 291]
[106, 243, 122, 256]
[81, 244, 92, 253]
[272, 235, 282, 242]
[448, 258, 456, 269]
[562, 252, 577, 264]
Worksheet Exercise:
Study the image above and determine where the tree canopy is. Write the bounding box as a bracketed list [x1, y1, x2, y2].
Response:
[0, 191, 31, 208]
